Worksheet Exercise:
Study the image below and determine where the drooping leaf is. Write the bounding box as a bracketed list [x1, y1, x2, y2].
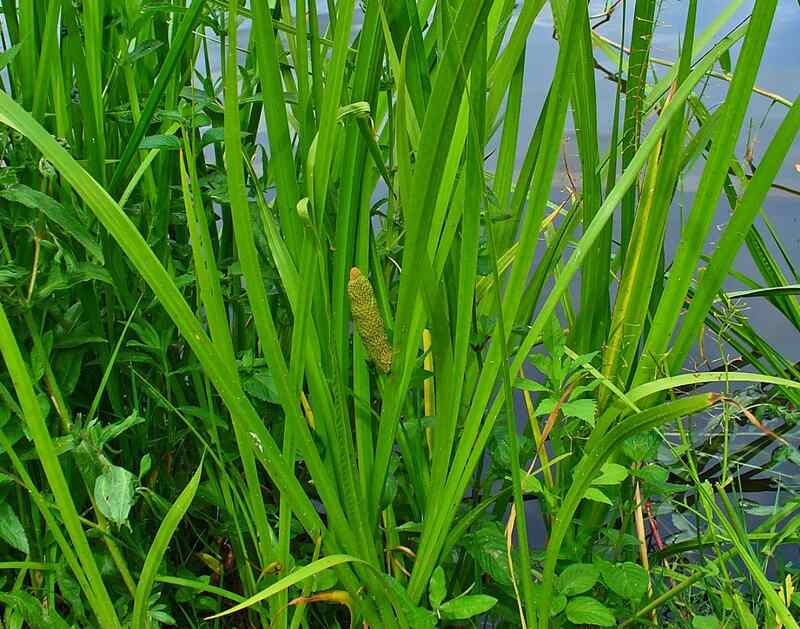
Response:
[635, 465, 687, 495]
[94, 464, 137, 527]
[561, 399, 597, 425]
[584, 487, 614, 506]
[243, 370, 280, 403]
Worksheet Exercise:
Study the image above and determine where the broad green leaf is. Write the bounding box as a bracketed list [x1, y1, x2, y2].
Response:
[0, 44, 21, 71]
[561, 399, 597, 424]
[138, 135, 181, 151]
[584, 487, 614, 506]
[125, 39, 164, 64]
[692, 615, 720, 629]
[97, 411, 145, 446]
[439, 594, 497, 620]
[463, 522, 512, 586]
[521, 472, 543, 494]
[94, 465, 136, 527]
[622, 430, 661, 462]
[514, 377, 549, 392]
[558, 563, 599, 596]
[635, 465, 687, 494]
[428, 566, 446, 609]
[592, 462, 629, 486]
[311, 568, 338, 593]
[532, 583, 567, 616]
[600, 562, 648, 601]
[565, 596, 616, 627]
[732, 593, 758, 629]
[0, 503, 29, 553]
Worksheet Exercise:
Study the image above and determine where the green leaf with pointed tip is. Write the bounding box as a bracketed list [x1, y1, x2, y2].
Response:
[139, 135, 181, 151]
[558, 563, 599, 596]
[592, 462, 628, 486]
[0, 44, 21, 71]
[439, 594, 497, 621]
[601, 562, 648, 601]
[565, 597, 616, 626]
[0, 503, 29, 554]
[428, 566, 446, 609]
[622, 430, 660, 462]
[584, 487, 613, 506]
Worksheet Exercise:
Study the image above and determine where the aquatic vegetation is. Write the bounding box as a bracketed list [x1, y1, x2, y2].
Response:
[0, 0, 797, 627]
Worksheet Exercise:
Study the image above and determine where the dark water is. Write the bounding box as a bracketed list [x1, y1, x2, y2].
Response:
[522, 0, 799, 360]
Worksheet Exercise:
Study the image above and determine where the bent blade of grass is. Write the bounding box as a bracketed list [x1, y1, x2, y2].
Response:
[626, 371, 800, 404]
[132, 461, 203, 629]
[155, 576, 245, 604]
[205, 555, 365, 620]
[724, 285, 800, 300]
